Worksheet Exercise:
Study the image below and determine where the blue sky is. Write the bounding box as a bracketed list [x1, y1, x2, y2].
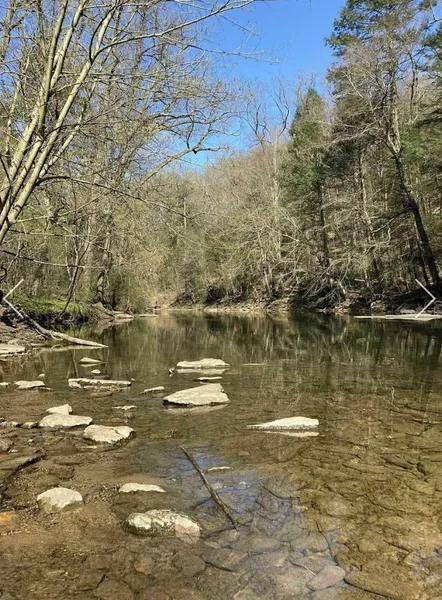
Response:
[217, 0, 347, 87]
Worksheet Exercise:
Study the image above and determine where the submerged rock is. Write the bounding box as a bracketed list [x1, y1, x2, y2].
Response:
[46, 404, 73, 415]
[79, 357, 102, 365]
[15, 380, 45, 390]
[83, 424, 135, 444]
[38, 414, 93, 428]
[37, 487, 83, 513]
[68, 378, 131, 388]
[119, 483, 165, 493]
[176, 358, 229, 371]
[307, 565, 345, 591]
[126, 510, 200, 542]
[163, 383, 229, 407]
[248, 417, 319, 431]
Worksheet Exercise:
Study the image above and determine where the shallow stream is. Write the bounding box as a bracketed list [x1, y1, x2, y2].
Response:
[1, 312, 442, 599]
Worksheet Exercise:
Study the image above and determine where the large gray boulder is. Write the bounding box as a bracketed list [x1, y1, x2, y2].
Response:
[38, 414, 93, 428]
[83, 424, 135, 444]
[248, 416, 319, 431]
[163, 383, 229, 407]
[37, 487, 83, 512]
[126, 510, 200, 542]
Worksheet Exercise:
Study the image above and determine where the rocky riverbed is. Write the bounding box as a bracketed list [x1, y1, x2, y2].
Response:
[1, 313, 442, 599]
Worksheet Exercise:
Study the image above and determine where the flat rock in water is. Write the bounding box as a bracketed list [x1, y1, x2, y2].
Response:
[119, 483, 165, 493]
[113, 405, 136, 411]
[68, 378, 131, 387]
[176, 358, 229, 371]
[37, 487, 83, 513]
[126, 510, 200, 543]
[196, 376, 223, 382]
[83, 424, 135, 444]
[79, 357, 102, 365]
[38, 414, 93, 428]
[90, 369, 101, 375]
[46, 404, 72, 415]
[163, 383, 229, 407]
[0, 382, 10, 387]
[141, 386, 165, 394]
[248, 416, 319, 431]
[15, 380, 45, 390]
[0, 344, 26, 356]
[68, 381, 82, 389]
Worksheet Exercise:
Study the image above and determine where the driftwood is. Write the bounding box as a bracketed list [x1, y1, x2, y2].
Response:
[181, 446, 237, 529]
[22, 312, 107, 349]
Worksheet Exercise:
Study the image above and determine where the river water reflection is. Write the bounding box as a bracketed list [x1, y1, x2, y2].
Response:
[2, 311, 442, 599]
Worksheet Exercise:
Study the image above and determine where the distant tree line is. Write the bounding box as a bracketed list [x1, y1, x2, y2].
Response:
[1, 0, 442, 312]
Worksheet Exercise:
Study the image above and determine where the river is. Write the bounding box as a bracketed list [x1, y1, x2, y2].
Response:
[1, 312, 441, 599]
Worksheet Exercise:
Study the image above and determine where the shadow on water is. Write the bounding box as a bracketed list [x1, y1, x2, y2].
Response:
[1, 311, 442, 599]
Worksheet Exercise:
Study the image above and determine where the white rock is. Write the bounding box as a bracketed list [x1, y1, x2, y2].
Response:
[119, 483, 165, 494]
[0, 344, 26, 355]
[39, 414, 93, 428]
[0, 382, 9, 387]
[248, 416, 319, 431]
[68, 378, 131, 387]
[141, 386, 165, 394]
[90, 369, 101, 375]
[83, 424, 135, 444]
[126, 510, 200, 543]
[163, 383, 229, 407]
[176, 358, 229, 371]
[15, 380, 45, 390]
[68, 381, 82, 389]
[196, 376, 223, 382]
[46, 404, 73, 415]
[207, 466, 233, 473]
[113, 405, 136, 411]
[38, 373, 45, 379]
[22, 421, 38, 429]
[37, 487, 83, 513]
[266, 431, 319, 438]
[79, 357, 102, 365]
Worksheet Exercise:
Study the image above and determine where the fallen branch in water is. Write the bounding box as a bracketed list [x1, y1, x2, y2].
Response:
[21, 310, 107, 348]
[181, 446, 237, 530]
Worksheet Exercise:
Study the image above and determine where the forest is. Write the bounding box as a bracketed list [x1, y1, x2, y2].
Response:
[1, 0, 442, 316]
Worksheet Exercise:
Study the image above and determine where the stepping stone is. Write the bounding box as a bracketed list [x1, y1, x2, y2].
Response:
[176, 358, 229, 372]
[248, 417, 319, 431]
[46, 404, 72, 415]
[38, 414, 93, 428]
[163, 383, 229, 407]
[141, 386, 165, 394]
[119, 483, 165, 493]
[15, 380, 45, 390]
[37, 487, 83, 513]
[68, 378, 131, 387]
[83, 424, 135, 444]
[126, 510, 200, 542]
[79, 357, 102, 365]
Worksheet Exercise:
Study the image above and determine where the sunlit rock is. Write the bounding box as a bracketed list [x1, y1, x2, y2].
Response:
[248, 417, 319, 431]
[119, 483, 165, 493]
[37, 487, 83, 513]
[196, 376, 223, 382]
[79, 357, 102, 365]
[38, 414, 92, 428]
[126, 510, 200, 543]
[46, 404, 72, 415]
[90, 369, 101, 375]
[141, 386, 165, 394]
[176, 358, 229, 372]
[15, 380, 45, 390]
[83, 424, 135, 444]
[163, 383, 229, 407]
